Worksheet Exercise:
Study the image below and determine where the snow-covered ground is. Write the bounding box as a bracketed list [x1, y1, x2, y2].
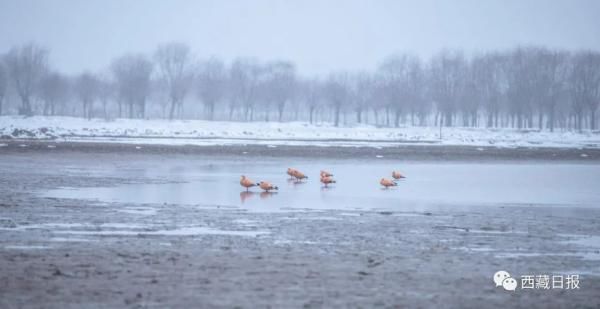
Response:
[1, 115, 599, 149]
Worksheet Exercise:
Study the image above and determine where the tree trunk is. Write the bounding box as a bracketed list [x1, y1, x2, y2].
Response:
[394, 109, 401, 127]
[591, 108, 597, 131]
[356, 109, 362, 123]
[244, 105, 250, 121]
[445, 112, 452, 127]
[309, 107, 315, 124]
[334, 104, 341, 127]
[19, 96, 32, 116]
[140, 99, 146, 119]
[103, 100, 108, 120]
[278, 102, 285, 122]
[549, 105, 555, 132]
[229, 104, 235, 120]
[385, 107, 390, 127]
[169, 100, 177, 120]
[209, 102, 215, 121]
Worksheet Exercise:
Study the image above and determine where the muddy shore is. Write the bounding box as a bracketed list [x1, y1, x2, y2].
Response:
[1, 139, 600, 161]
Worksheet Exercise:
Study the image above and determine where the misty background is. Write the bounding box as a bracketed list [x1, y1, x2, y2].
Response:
[2, 0, 600, 75]
[1, 0, 600, 130]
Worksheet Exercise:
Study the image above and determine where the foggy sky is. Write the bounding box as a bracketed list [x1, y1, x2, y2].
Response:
[1, 0, 600, 76]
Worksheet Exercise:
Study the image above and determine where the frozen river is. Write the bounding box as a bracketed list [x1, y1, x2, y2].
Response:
[2, 144, 600, 307]
[43, 159, 600, 211]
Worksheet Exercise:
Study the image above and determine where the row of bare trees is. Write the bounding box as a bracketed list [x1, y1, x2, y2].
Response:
[1, 43, 599, 131]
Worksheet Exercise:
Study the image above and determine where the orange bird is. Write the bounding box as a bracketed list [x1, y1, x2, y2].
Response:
[287, 168, 299, 179]
[392, 171, 406, 180]
[380, 178, 398, 188]
[320, 170, 333, 178]
[292, 169, 308, 181]
[259, 181, 279, 192]
[320, 176, 336, 187]
[240, 175, 260, 191]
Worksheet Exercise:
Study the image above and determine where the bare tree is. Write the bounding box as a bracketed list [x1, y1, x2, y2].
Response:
[350, 72, 373, 124]
[197, 57, 227, 120]
[0, 63, 7, 115]
[378, 55, 409, 127]
[429, 51, 467, 127]
[111, 54, 153, 119]
[535, 49, 569, 131]
[570, 51, 600, 131]
[75, 72, 99, 119]
[96, 76, 115, 120]
[324, 73, 349, 127]
[229, 58, 262, 121]
[405, 58, 429, 126]
[297, 78, 323, 124]
[4, 43, 48, 116]
[154, 43, 194, 120]
[263, 61, 296, 122]
[460, 60, 482, 127]
[38, 72, 69, 116]
[472, 53, 505, 128]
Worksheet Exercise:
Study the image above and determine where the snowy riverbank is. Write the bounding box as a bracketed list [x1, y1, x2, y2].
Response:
[1, 116, 599, 149]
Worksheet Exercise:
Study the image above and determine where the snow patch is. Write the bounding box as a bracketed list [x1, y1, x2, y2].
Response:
[1, 115, 599, 149]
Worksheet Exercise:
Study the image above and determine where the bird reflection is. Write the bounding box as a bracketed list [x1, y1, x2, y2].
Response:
[240, 191, 256, 203]
[260, 191, 277, 200]
[287, 178, 306, 186]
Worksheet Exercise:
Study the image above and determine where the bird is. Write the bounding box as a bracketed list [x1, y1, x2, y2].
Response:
[287, 168, 299, 179]
[320, 170, 333, 178]
[259, 181, 279, 192]
[240, 175, 260, 191]
[292, 169, 308, 181]
[392, 171, 406, 180]
[380, 178, 398, 188]
[320, 176, 336, 187]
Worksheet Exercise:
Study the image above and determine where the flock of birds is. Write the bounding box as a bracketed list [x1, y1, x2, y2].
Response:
[239, 168, 406, 192]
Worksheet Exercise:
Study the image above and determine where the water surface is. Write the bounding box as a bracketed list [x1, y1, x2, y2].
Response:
[44, 160, 600, 211]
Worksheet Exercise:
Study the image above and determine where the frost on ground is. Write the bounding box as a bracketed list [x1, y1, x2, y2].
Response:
[1, 115, 599, 148]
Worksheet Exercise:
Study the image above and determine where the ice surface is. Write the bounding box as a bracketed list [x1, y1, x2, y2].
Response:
[42, 161, 600, 212]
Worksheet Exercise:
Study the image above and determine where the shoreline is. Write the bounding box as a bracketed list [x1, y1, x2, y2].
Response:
[2, 138, 600, 162]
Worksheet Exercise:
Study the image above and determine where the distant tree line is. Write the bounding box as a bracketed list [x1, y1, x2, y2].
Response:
[1, 43, 599, 131]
